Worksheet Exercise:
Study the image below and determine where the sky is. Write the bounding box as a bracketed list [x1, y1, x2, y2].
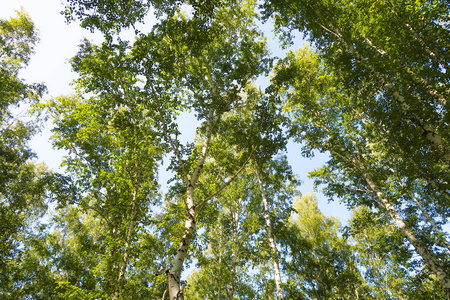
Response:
[1, 0, 351, 223]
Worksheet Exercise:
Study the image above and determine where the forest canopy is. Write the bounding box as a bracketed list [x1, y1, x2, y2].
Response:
[1, 0, 449, 299]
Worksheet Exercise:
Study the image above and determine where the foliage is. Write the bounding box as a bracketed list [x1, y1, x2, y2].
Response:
[3, 1, 450, 298]
[347, 206, 448, 299]
[264, 0, 450, 220]
[272, 44, 450, 292]
[279, 193, 364, 299]
[0, 10, 51, 298]
[40, 89, 164, 298]
[62, 0, 226, 34]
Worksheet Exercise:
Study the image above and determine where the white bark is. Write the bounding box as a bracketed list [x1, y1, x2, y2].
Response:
[168, 185, 196, 300]
[360, 168, 450, 290]
[362, 36, 447, 107]
[168, 113, 213, 300]
[254, 165, 285, 300]
[407, 191, 450, 251]
[324, 139, 450, 292]
[344, 141, 450, 290]
[390, 89, 450, 162]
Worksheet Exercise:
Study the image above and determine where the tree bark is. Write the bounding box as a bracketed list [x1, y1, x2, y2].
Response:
[254, 164, 285, 300]
[406, 190, 450, 251]
[359, 165, 450, 291]
[168, 113, 213, 300]
[322, 137, 450, 292]
[167, 184, 196, 300]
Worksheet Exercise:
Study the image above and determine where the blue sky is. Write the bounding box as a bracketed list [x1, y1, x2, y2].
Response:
[1, 0, 352, 224]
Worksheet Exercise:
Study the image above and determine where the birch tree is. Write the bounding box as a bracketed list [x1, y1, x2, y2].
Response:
[42, 39, 164, 297]
[214, 83, 295, 299]
[42, 89, 163, 299]
[0, 10, 51, 298]
[184, 176, 260, 299]
[279, 193, 364, 299]
[263, 0, 450, 209]
[69, 1, 270, 298]
[273, 46, 450, 292]
[347, 206, 448, 299]
[250, 156, 298, 300]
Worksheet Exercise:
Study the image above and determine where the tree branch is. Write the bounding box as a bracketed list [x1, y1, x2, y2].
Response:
[145, 70, 189, 183]
[197, 146, 255, 213]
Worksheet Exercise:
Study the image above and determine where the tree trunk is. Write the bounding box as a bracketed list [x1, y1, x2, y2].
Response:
[168, 113, 213, 299]
[407, 191, 450, 251]
[360, 167, 450, 291]
[168, 185, 196, 300]
[254, 165, 285, 300]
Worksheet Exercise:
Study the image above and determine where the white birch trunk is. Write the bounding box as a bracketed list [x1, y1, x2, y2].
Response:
[254, 165, 285, 300]
[346, 141, 450, 291]
[167, 185, 196, 300]
[168, 113, 213, 300]
[362, 36, 447, 107]
[407, 191, 450, 251]
[360, 169, 450, 290]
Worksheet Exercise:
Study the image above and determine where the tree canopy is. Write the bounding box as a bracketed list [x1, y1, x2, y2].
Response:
[1, 1, 449, 299]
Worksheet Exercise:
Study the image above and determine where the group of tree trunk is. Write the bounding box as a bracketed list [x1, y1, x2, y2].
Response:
[1, 0, 449, 299]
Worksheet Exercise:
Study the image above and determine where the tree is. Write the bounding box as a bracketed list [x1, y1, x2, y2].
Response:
[62, 0, 223, 34]
[182, 151, 297, 299]
[272, 45, 450, 291]
[62, 0, 153, 34]
[184, 176, 260, 299]
[263, 0, 450, 246]
[42, 86, 163, 299]
[251, 156, 297, 300]
[68, 1, 270, 298]
[347, 206, 448, 299]
[40, 37, 166, 298]
[139, 2, 270, 297]
[211, 81, 292, 299]
[188, 81, 294, 299]
[279, 193, 364, 299]
[0, 10, 50, 298]
[263, 0, 450, 168]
